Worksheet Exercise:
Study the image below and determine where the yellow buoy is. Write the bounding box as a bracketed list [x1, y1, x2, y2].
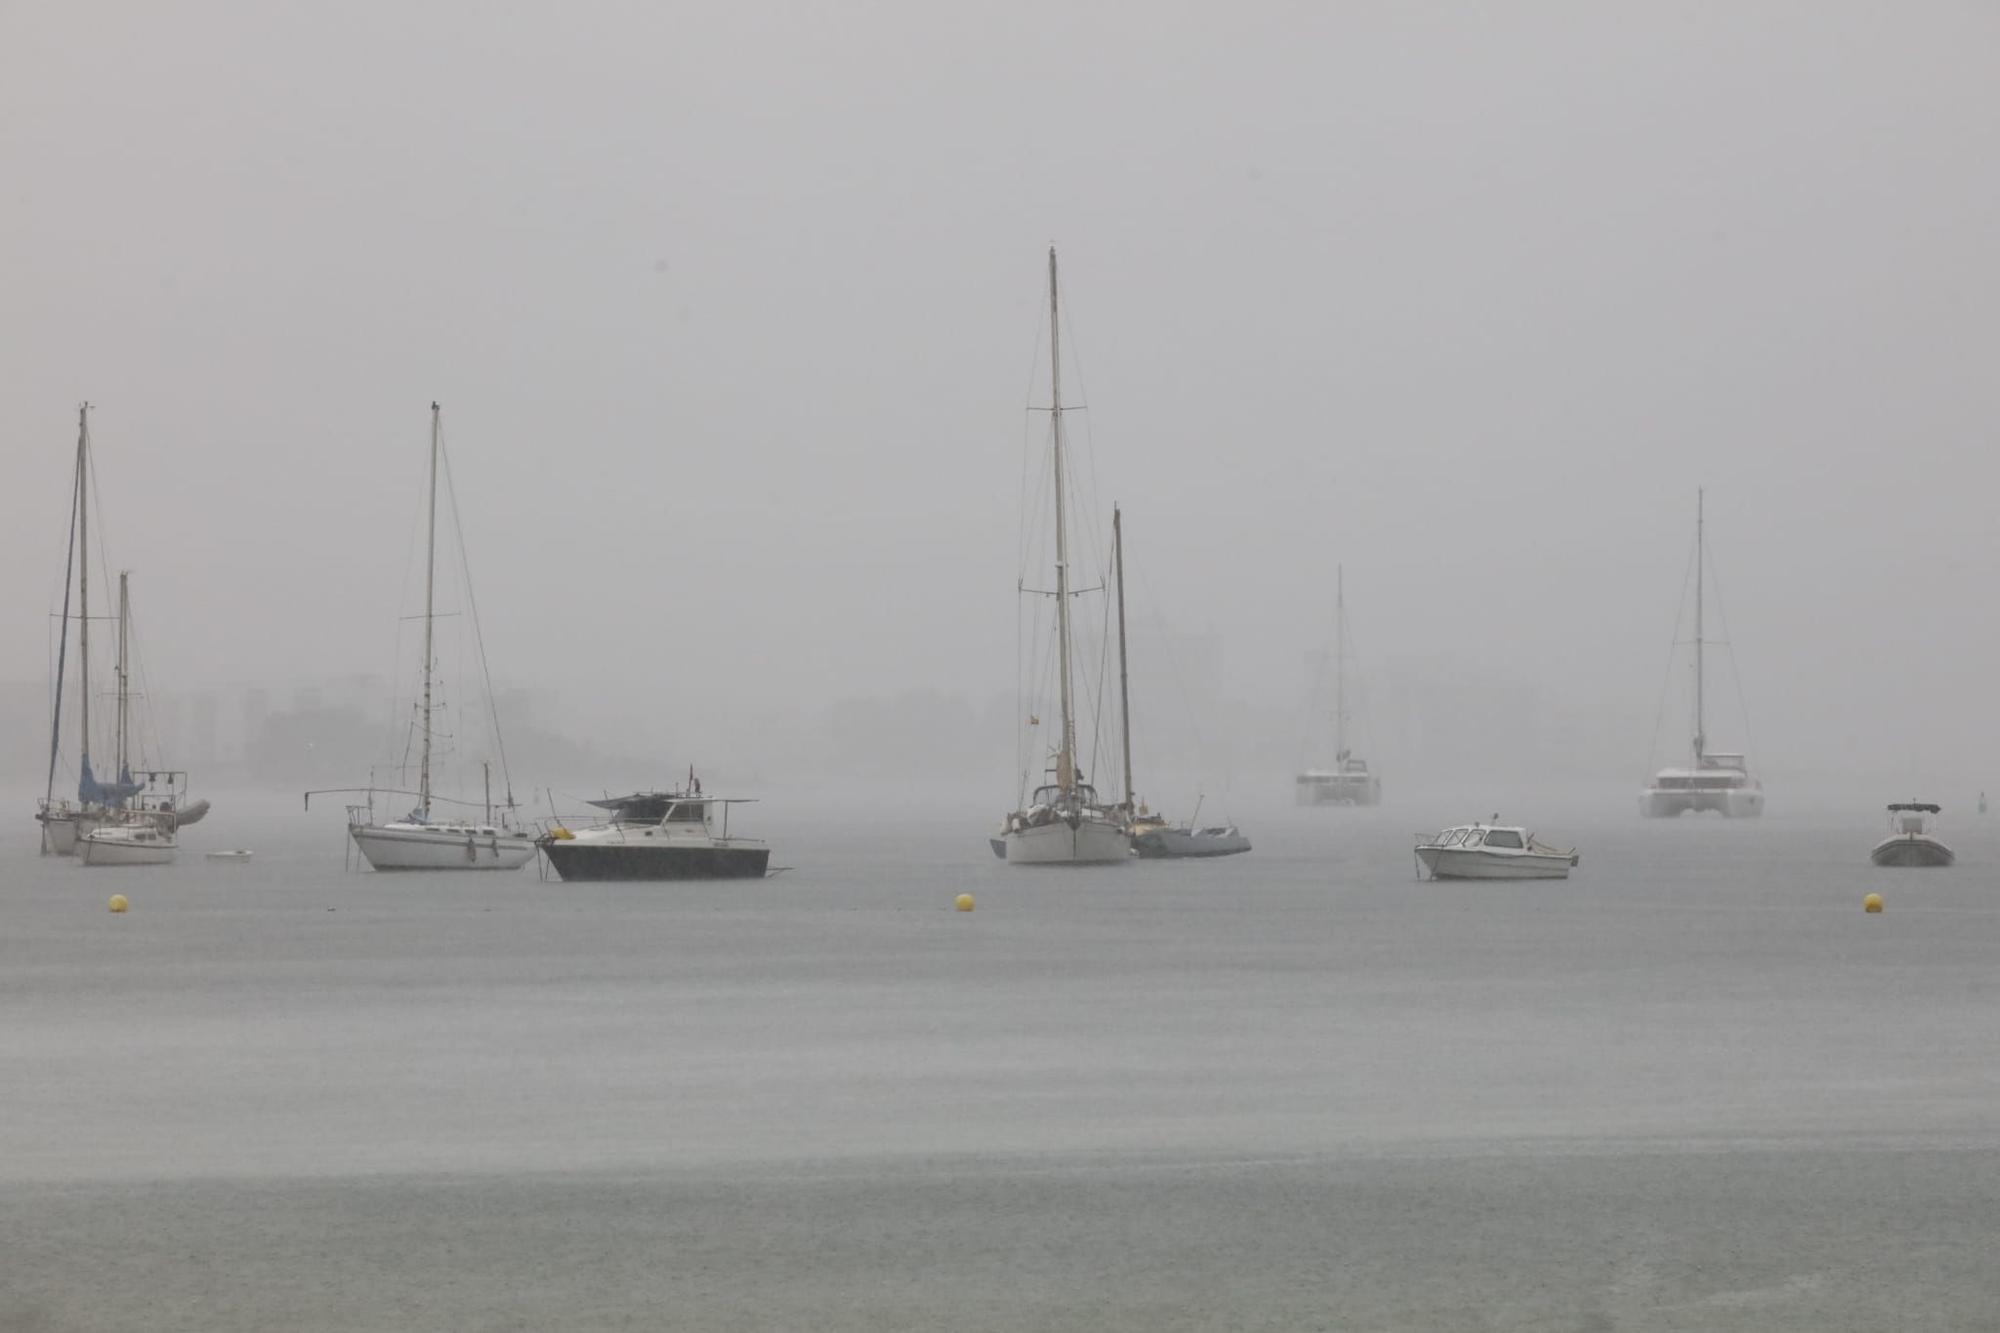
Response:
[108, 894, 129, 914]
[1863, 893, 1883, 914]
[955, 893, 975, 912]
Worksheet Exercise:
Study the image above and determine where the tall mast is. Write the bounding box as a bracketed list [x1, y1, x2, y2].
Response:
[1334, 564, 1347, 762]
[116, 571, 130, 780]
[1048, 247, 1078, 793]
[1114, 504, 1133, 812]
[46, 410, 87, 816]
[418, 402, 440, 820]
[1693, 488, 1705, 764]
[78, 406, 91, 789]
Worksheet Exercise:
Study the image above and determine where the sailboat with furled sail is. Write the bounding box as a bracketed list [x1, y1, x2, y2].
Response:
[997, 248, 1128, 866]
[306, 404, 537, 870]
[37, 406, 207, 855]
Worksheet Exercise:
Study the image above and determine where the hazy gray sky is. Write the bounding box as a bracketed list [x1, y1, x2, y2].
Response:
[6, 2, 1999, 792]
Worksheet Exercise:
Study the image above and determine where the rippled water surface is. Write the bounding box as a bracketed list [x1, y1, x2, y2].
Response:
[4, 792, 1998, 1329]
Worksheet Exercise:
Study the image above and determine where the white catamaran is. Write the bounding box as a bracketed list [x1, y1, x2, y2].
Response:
[998, 249, 1129, 866]
[1296, 566, 1380, 806]
[1641, 490, 1764, 818]
[307, 404, 536, 870]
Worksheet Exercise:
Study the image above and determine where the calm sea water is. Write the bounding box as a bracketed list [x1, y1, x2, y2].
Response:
[3, 790, 1998, 1330]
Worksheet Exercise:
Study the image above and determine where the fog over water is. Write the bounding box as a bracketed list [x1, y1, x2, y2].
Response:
[6, 2, 2000, 801]
[8, 4, 2000, 1330]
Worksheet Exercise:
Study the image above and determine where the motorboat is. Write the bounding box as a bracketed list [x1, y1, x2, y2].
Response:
[1870, 802, 1954, 868]
[1414, 821, 1579, 880]
[79, 820, 177, 867]
[1640, 490, 1764, 818]
[1131, 823, 1252, 859]
[540, 786, 771, 881]
[305, 405, 536, 872]
[1296, 567, 1381, 806]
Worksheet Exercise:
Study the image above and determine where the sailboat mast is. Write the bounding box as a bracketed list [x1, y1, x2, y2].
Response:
[419, 402, 440, 820]
[1114, 505, 1133, 812]
[116, 571, 130, 780]
[1334, 564, 1347, 762]
[1048, 248, 1077, 792]
[1693, 488, 1705, 764]
[78, 406, 91, 786]
[44, 420, 86, 817]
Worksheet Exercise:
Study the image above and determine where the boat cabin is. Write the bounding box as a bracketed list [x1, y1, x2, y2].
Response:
[1650, 754, 1756, 791]
[1422, 824, 1529, 850]
[1886, 802, 1941, 836]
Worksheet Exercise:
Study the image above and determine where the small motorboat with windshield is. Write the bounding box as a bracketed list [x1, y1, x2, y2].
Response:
[1870, 802, 1954, 867]
[540, 784, 771, 881]
[1414, 820, 1579, 880]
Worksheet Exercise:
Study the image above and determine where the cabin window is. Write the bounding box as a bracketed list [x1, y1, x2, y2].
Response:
[1440, 828, 1466, 847]
[1482, 829, 1523, 849]
[1462, 830, 1485, 847]
[667, 803, 706, 823]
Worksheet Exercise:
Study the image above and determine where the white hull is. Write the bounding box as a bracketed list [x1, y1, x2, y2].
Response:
[350, 823, 537, 871]
[1416, 847, 1573, 880]
[40, 813, 81, 855]
[79, 833, 177, 867]
[1296, 776, 1380, 806]
[1004, 817, 1130, 865]
[1870, 835, 1954, 868]
[1640, 787, 1764, 818]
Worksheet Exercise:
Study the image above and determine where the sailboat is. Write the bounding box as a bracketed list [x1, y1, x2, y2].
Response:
[78, 572, 183, 866]
[1295, 567, 1380, 806]
[1640, 490, 1764, 818]
[997, 249, 1129, 866]
[1110, 507, 1249, 859]
[306, 404, 537, 870]
[37, 407, 202, 854]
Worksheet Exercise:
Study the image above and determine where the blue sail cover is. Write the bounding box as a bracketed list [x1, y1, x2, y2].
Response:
[78, 758, 145, 807]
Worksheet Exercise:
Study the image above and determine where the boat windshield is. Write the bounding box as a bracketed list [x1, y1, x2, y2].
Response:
[1031, 784, 1099, 806]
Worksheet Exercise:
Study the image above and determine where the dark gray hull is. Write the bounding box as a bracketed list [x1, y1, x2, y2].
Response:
[540, 841, 771, 881]
[1132, 829, 1252, 859]
[1870, 836, 1954, 868]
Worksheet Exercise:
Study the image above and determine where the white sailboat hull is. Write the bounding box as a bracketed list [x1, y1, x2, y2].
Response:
[1004, 817, 1130, 865]
[350, 823, 537, 871]
[40, 812, 81, 855]
[1640, 787, 1764, 818]
[79, 830, 177, 867]
[38, 809, 123, 856]
[1295, 773, 1380, 806]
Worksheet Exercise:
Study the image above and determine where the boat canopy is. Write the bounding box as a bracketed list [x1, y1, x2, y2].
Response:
[1887, 802, 1941, 814]
[78, 758, 144, 807]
